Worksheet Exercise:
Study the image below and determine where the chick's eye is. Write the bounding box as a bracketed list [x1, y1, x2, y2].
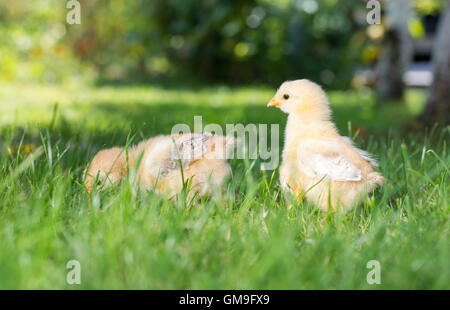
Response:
[283, 94, 290, 100]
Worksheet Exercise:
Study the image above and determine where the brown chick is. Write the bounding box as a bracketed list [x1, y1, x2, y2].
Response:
[84, 132, 235, 198]
[83, 147, 127, 194]
[267, 79, 383, 212]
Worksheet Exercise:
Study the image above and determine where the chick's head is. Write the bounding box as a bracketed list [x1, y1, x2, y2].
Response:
[267, 79, 331, 120]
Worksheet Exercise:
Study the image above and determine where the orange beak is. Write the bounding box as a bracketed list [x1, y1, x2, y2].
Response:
[267, 98, 281, 107]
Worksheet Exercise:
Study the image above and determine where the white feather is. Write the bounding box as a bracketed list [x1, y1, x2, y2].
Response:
[341, 136, 379, 167]
[297, 139, 362, 181]
[145, 133, 214, 177]
[176, 132, 212, 162]
[299, 154, 362, 181]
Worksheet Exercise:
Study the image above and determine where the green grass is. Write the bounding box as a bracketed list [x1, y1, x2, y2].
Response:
[0, 82, 448, 289]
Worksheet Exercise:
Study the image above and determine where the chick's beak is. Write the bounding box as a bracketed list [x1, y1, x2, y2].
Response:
[267, 98, 281, 107]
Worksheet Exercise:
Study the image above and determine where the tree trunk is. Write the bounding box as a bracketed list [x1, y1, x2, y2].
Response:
[375, 0, 413, 101]
[421, 1, 450, 125]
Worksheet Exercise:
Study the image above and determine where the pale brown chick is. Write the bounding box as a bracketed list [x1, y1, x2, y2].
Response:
[83, 147, 127, 194]
[84, 132, 235, 198]
[267, 79, 383, 212]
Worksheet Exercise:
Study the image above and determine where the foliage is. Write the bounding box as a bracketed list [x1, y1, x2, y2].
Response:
[0, 0, 84, 83]
[0, 0, 372, 87]
[414, 0, 448, 15]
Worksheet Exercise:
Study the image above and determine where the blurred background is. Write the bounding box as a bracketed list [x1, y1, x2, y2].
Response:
[0, 0, 448, 128]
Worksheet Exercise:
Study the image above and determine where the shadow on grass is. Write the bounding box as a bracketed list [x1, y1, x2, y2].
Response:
[0, 97, 424, 173]
[77, 98, 418, 140]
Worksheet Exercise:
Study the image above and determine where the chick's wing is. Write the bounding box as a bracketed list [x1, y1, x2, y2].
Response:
[297, 139, 362, 181]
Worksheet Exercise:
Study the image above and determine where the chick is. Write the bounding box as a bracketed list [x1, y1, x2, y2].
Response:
[84, 132, 235, 198]
[84, 147, 127, 193]
[267, 79, 383, 211]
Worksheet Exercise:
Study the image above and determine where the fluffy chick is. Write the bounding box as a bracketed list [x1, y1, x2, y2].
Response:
[84, 132, 235, 198]
[267, 79, 383, 211]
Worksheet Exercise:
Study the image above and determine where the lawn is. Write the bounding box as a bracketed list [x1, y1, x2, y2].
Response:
[0, 82, 448, 289]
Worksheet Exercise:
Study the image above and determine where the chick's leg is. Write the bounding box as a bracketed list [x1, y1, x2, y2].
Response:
[280, 163, 303, 209]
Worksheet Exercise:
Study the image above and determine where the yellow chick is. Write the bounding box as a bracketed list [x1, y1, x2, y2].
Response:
[267, 79, 383, 211]
[84, 132, 235, 199]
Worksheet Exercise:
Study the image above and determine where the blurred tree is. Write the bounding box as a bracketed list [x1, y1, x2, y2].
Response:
[0, 0, 369, 87]
[0, 0, 81, 83]
[375, 0, 413, 100]
[62, 0, 369, 86]
[421, 0, 450, 124]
